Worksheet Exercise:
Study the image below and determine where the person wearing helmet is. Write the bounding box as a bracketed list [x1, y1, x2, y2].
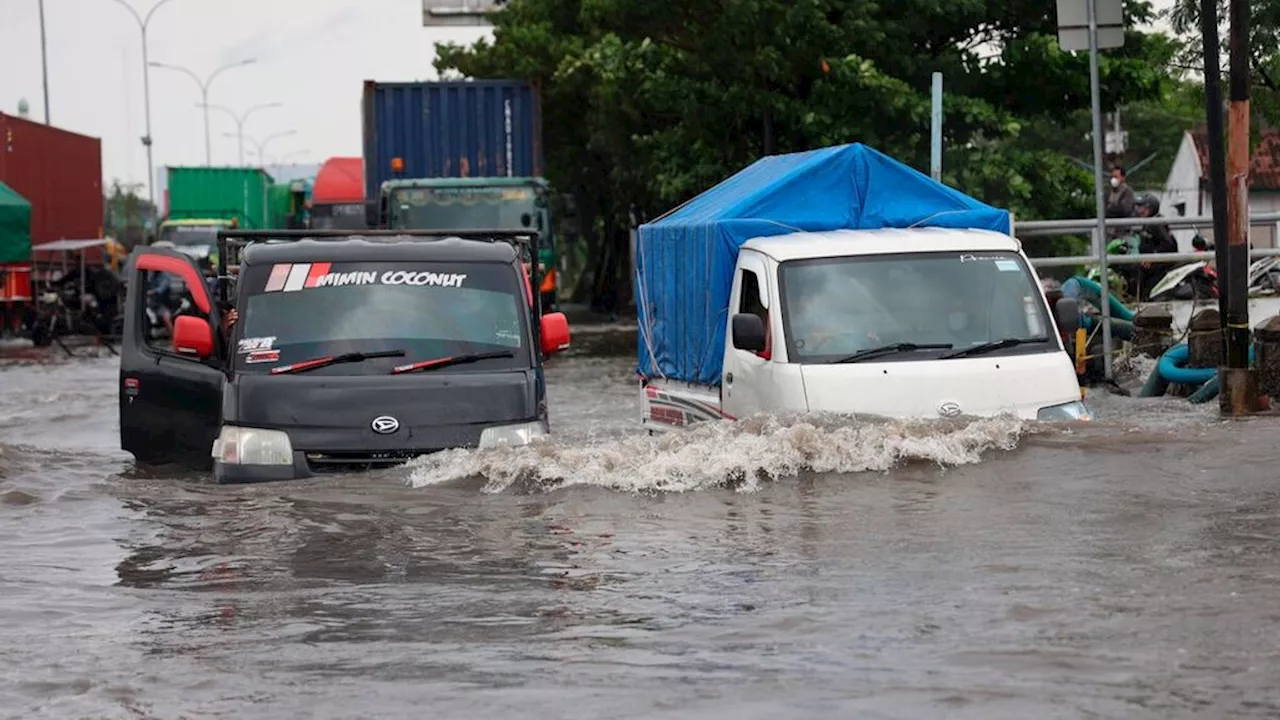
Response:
[1132, 193, 1178, 300]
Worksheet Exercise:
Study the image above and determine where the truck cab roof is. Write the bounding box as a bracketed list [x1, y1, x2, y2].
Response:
[241, 235, 520, 267]
[743, 227, 1020, 263]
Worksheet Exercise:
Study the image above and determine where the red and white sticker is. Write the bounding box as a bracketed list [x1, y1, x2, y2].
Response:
[245, 349, 281, 364]
[261, 263, 467, 292]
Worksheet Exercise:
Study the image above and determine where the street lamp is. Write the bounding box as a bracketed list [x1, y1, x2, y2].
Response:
[198, 101, 280, 166]
[107, 0, 183, 219]
[237, 129, 297, 165]
[149, 58, 256, 165]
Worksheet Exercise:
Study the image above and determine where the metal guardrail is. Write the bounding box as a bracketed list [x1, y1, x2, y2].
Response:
[1016, 212, 1280, 382]
[1030, 247, 1280, 268]
[1015, 212, 1280, 237]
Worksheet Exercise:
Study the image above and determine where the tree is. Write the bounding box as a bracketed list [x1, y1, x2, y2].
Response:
[436, 0, 1182, 305]
[104, 180, 154, 249]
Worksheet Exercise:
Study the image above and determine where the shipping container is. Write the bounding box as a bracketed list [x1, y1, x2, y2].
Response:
[361, 80, 543, 200]
[0, 113, 104, 258]
[165, 166, 274, 228]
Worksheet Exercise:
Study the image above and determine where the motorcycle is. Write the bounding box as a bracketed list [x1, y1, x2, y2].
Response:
[1149, 251, 1280, 301]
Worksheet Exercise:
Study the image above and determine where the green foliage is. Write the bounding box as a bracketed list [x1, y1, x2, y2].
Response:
[435, 0, 1185, 305]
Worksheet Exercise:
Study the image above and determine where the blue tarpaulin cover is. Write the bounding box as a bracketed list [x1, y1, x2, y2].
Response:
[634, 142, 1013, 386]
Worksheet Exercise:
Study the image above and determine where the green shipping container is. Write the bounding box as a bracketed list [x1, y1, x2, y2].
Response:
[166, 166, 275, 229]
[268, 183, 294, 228]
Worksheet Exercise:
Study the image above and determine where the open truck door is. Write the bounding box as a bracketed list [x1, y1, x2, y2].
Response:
[119, 246, 225, 468]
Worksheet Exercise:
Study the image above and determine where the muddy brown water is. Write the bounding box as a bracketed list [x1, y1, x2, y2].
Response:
[2, 330, 1279, 719]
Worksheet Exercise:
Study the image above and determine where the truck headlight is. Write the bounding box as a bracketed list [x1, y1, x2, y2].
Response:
[478, 421, 549, 449]
[1037, 400, 1094, 422]
[212, 426, 294, 465]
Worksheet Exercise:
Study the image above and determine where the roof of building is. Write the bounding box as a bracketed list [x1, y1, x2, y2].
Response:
[1190, 127, 1280, 190]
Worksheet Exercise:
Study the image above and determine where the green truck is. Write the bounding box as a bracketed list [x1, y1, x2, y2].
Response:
[160, 167, 305, 267]
[371, 177, 562, 311]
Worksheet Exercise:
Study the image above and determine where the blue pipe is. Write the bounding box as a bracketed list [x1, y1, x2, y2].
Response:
[1063, 276, 1136, 322]
[1155, 343, 1256, 387]
[1188, 375, 1220, 404]
[1082, 314, 1135, 341]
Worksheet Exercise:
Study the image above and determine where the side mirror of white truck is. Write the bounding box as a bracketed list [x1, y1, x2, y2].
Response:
[731, 313, 767, 353]
[1054, 297, 1081, 335]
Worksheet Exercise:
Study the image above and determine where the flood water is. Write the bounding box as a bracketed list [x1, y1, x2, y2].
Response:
[2, 329, 1279, 719]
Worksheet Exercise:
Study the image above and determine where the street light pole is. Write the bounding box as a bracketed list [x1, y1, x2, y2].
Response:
[107, 0, 182, 227]
[239, 129, 297, 165]
[199, 102, 281, 166]
[38, 0, 50, 124]
[150, 58, 256, 165]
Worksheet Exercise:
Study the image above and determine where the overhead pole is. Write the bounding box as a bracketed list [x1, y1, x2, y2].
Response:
[1055, 0, 1124, 381]
[38, 0, 50, 124]
[1220, 0, 1259, 413]
[931, 72, 943, 181]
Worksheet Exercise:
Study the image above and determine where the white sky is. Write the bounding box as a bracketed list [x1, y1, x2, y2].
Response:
[0, 0, 489, 189]
[1, 0, 1176, 192]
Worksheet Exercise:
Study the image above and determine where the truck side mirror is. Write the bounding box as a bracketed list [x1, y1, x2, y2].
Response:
[173, 315, 213, 359]
[540, 312, 571, 355]
[731, 313, 766, 353]
[1053, 297, 1081, 335]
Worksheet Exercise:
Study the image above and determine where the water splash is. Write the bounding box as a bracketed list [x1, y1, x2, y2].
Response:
[407, 413, 1035, 494]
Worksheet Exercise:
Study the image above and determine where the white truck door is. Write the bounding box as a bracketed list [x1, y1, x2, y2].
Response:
[722, 250, 773, 419]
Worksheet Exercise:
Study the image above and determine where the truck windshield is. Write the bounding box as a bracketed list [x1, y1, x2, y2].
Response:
[233, 260, 529, 375]
[389, 186, 542, 231]
[160, 224, 222, 249]
[779, 251, 1054, 363]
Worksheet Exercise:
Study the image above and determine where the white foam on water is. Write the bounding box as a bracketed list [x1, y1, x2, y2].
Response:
[406, 413, 1035, 494]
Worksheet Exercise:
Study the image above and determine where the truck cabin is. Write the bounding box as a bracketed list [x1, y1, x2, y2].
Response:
[119, 228, 572, 482]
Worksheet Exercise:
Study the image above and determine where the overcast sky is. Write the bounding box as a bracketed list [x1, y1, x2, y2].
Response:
[0, 0, 489, 189]
[2, 0, 1175, 192]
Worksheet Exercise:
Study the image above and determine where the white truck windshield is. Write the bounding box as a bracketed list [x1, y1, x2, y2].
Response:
[779, 251, 1053, 361]
[234, 260, 529, 375]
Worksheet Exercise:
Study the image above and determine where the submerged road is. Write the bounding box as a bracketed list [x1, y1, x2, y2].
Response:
[1, 329, 1278, 719]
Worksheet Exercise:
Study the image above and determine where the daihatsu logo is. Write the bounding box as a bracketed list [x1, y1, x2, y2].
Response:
[938, 402, 962, 418]
[371, 416, 400, 434]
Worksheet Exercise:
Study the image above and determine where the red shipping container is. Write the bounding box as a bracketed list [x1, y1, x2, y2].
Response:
[0, 113, 104, 265]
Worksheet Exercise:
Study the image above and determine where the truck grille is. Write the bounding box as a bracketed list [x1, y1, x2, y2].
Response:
[304, 450, 431, 475]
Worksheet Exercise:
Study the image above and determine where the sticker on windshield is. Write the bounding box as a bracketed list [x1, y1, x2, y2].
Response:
[238, 336, 277, 353]
[994, 259, 1020, 272]
[380, 270, 467, 287]
[261, 263, 469, 292]
[959, 254, 1007, 263]
[245, 349, 280, 364]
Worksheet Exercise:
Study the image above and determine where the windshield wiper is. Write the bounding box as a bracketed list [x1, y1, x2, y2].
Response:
[391, 350, 515, 375]
[939, 337, 1050, 360]
[834, 342, 954, 364]
[269, 349, 406, 375]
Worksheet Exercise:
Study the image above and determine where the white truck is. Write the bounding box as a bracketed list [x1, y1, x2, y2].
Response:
[634, 143, 1089, 430]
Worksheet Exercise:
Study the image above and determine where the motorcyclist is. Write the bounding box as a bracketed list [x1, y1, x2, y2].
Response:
[1129, 193, 1178, 300]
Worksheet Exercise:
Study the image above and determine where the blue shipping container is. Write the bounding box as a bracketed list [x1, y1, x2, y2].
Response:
[362, 80, 544, 200]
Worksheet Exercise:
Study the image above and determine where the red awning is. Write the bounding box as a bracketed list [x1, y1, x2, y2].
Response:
[311, 157, 364, 205]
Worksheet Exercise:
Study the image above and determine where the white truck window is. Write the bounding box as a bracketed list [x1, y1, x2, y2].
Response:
[738, 268, 770, 357]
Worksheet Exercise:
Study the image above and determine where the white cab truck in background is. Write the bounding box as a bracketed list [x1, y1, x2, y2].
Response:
[634, 143, 1089, 431]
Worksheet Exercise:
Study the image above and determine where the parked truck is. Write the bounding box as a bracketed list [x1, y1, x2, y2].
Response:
[361, 79, 563, 311]
[160, 166, 276, 266]
[635, 143, 1091, 430]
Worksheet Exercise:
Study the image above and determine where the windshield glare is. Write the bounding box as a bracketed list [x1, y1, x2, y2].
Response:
[780, 251, 1054, 362]
[390, 186, 543, 231]
[161, 225, 221, 248]
[235, 260, 528, 375]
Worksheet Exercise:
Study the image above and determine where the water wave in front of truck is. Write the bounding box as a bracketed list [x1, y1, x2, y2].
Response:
[407, 412, 1040, 494]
